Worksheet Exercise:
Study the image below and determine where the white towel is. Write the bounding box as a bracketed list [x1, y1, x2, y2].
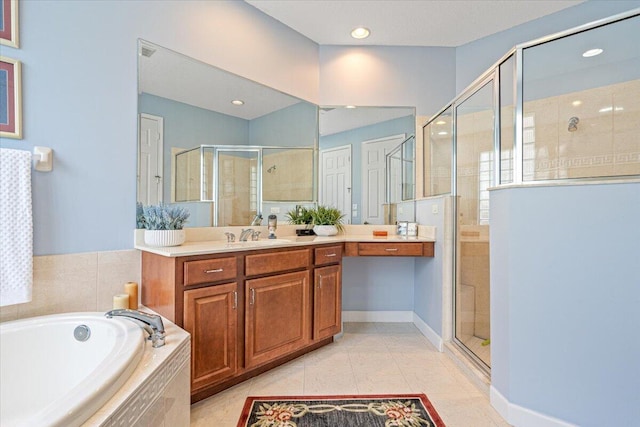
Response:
[0, 148, 33, 306]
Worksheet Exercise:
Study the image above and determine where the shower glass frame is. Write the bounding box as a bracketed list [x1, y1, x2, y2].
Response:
[420, 8, 640, 376]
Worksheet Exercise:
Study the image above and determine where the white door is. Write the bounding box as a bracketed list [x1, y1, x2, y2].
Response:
[320, 145, 352, 224]
[361, 134, 405, 224]
[138, 113, 164, 205]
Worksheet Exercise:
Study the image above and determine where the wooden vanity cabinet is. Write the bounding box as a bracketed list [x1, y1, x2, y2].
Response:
[313, 245, 342, 340]
[183, 283, 238, 391]
[141, 243, 344, 402]
[245, 270, 311, 368]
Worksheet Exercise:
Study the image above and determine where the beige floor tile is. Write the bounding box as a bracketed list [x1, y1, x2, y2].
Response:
[190, 322, 510, 426]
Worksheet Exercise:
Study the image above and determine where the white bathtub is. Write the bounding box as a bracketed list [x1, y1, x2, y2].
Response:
[0, 312, 145, 427]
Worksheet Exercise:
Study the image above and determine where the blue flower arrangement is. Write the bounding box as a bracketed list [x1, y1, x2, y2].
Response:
[137, 202, 190, 230]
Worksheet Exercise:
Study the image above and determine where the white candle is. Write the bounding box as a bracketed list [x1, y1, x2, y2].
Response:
[124, 282, 139, 310]
[113, 294, 129, 310]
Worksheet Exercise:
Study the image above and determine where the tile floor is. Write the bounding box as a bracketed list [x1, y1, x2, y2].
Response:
[190, 322, 510, 426]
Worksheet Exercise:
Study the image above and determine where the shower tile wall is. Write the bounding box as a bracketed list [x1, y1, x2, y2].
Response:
[218, 154, 255, 226]
[0, 250, 141, 323]
[523, 79, 640, 180]
[262, 150, 314, 201]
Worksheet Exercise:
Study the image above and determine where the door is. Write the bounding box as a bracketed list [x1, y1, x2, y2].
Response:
[361, 134, 405, 224]
[137, 113, 164, 205]
[313, 265, 342, 340]
[245, 270, 310, 368]
[454, 78, 495, 371]
[183, 283, 238, 391]
[320, 145, 352, 223]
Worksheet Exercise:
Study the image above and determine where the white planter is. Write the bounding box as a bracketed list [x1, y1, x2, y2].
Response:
[144, 229, 186, 247]
[313, 225, 338, 236]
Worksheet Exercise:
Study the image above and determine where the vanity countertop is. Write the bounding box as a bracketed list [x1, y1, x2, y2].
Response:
[135, 225, 435, 258]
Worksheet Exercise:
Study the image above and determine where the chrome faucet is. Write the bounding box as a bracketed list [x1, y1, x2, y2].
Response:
[105, 309, 166, 348]
[239, 228, 254, 242]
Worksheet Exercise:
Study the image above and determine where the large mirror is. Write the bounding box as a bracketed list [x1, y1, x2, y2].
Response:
[137, 40, 416, 227]
[137, 40, 318, 227]
[318, 106, 416, 224]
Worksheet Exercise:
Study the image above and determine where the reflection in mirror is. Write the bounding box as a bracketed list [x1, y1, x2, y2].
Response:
[423, 105, 453, 197]
[318, 106, 416, 224]
[137, 40, 318, 227]
[262, 148, 314, 201]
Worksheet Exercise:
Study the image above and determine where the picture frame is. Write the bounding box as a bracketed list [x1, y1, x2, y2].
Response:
[0, 56, 22, 139]
[0, 0, 19, 48]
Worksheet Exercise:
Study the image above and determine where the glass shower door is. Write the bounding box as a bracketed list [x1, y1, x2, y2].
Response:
[454, 78, 495, 370]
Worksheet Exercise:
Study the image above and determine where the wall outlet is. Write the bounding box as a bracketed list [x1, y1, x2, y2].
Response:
[270, 207, 280, 214]
[432, 204, 439, 214]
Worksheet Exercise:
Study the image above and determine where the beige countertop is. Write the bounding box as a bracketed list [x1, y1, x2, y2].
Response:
[135, 224, 436, 257]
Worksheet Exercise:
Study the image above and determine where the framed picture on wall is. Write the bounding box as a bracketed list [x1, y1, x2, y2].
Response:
[0, 56, 22, 139]
[0, 0, 19, 48]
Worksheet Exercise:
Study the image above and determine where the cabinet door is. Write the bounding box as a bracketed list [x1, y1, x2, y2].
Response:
[184, 283, 238, 391]
[245, 271, 310, 368]
[314, 265, 342, 340]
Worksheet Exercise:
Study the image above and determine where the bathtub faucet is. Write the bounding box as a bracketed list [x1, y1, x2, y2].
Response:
[105, 309, 166, 348]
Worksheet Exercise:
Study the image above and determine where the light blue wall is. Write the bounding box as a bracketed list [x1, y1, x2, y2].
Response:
[413, 197, 447, 335]
[490, 182, 640, 426]
[0, 0, 318, 256]
[319, 115, 414, 224]
[342, 257, 415, 311]
[249, 102, 318, 148]
[455, 1, 640, 93]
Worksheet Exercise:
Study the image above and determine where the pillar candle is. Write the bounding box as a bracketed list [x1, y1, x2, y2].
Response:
[124, 282, 139, 310]
[113, 294, 129, 310]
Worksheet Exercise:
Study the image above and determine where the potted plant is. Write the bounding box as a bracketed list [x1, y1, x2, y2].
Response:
[309, 205, 345, 236]
[285, 206, 316, 235]
[137, 202, 190, 247]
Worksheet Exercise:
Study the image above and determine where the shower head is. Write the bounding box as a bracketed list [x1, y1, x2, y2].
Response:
[568, 116, 579, 132]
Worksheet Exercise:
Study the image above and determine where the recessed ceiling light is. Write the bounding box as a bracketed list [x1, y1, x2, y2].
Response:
[438, 131, 448, 136]
[345, 105, 357, 109]
[572, 100, 582, 107]
[435, 120, 446, 125]
[231, 99, 244, 106]
[351, 27, 370, 39]
[582, 48, 603, 58]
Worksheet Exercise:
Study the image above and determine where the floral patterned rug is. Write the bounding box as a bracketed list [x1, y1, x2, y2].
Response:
[237, 394, 446, 427]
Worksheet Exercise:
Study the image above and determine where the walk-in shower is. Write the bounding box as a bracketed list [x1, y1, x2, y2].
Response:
[423, 10, 640, 373]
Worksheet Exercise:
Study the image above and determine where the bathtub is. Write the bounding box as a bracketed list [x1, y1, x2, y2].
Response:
[0, 312, 145, 427]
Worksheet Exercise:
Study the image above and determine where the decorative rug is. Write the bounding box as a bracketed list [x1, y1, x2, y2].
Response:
[237, 394, 446, 427]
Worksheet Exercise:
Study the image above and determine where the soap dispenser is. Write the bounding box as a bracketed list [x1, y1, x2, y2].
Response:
[268, 214, 277, 239]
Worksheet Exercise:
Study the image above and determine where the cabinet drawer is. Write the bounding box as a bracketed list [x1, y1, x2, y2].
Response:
[357, 242, 426, 256]
[184, 257, 237, 286]
[315, 245, 343, 265]
[245, 249, 310, 276]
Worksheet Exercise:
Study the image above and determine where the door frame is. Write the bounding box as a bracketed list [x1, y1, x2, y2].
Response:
[319, 144, 352, 224]
[361, 133, 405, 225]
[137, 113, 164, 205]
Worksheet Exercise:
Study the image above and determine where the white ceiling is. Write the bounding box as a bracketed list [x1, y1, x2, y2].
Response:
[245, 0, 584, 47]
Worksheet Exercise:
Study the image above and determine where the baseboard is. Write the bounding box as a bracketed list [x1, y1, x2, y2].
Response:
[412, 313, 443, 351]
[342, 310, 413, 322]
[490, 386, 577, 427]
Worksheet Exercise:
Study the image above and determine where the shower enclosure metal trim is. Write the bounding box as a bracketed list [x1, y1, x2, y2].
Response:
[421, 8, 640, 377]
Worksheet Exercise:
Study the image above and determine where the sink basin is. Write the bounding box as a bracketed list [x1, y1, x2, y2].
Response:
[227, 239, 291, 248]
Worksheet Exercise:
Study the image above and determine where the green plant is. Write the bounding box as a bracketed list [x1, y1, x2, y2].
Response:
[137, 202, 190, 230]
[310, 205, 345, 232]
[285, 206, 313, 225]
